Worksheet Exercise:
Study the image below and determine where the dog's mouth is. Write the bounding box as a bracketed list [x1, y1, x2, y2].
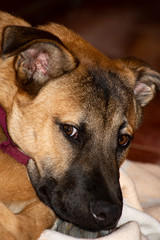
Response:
[52, 218, 113, 239]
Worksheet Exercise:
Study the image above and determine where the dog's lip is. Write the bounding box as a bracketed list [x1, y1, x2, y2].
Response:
[93, 217, 120, 232]
[52, 210, 121, 233]
[53, 218, 116, 238]
[53, 219, 110, 236]
[106, 218, 120, 231]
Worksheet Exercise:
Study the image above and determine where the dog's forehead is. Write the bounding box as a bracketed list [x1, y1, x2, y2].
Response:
[39, 64, 135, 130]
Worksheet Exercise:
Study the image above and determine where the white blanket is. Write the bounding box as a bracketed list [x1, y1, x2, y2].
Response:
[39, 160, 160, 240]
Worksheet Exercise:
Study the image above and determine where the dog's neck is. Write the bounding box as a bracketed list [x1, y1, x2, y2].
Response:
[0, 105, 30, 165]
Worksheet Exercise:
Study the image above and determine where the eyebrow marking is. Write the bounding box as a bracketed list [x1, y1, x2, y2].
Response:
[119, 118, 133, 136]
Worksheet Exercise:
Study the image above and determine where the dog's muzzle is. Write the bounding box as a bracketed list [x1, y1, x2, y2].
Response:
[27, 159, 122, 231]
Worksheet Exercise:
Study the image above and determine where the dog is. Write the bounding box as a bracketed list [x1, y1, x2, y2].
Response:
[0, 10, 160, 240]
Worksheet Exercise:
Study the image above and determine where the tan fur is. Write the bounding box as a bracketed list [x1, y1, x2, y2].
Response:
[0, 10, 160, 240]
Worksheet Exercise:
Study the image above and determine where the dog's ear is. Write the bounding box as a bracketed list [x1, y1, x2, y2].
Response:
[123, 57, 160, 107]
[1, 25, 77, 95]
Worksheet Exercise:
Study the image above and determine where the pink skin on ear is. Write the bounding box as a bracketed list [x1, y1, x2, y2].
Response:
[26, 48, 49, 76]
[134, 82, 155, 107]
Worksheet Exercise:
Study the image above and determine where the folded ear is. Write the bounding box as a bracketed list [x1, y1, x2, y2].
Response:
[1, 26, 77, 95]
[123, 57, 160, 107]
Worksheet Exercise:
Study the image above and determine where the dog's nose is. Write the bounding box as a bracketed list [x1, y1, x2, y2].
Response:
[90, 199, 121, 229]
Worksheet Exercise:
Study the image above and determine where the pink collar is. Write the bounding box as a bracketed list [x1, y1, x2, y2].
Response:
[0, 105, 30, 165]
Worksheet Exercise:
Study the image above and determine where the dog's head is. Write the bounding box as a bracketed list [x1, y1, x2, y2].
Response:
[1, 24, 160, 231]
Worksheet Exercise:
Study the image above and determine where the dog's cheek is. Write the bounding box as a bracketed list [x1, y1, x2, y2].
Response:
[27, 159, 41, 186]
[117, 148, 129, 166]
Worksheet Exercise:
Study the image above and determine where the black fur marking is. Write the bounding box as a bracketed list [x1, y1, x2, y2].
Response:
[107, 70, 133, 100]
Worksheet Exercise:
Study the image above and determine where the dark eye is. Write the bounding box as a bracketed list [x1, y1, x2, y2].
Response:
[63, 125, 79, 139]
[118, 134, 131, 148]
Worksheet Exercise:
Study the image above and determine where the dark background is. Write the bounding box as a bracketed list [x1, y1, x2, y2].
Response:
[1, 0, 160, 163]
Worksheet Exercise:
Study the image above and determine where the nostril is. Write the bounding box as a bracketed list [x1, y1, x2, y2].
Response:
[90, 199, 121, 229]
[90, 200, 108, 227]
[94, 212, 107, 221]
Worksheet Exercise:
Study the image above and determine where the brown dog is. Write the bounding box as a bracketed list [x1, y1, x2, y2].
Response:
[0, 11, 160, 240]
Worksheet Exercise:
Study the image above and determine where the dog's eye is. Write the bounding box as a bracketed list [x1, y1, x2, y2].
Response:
[63, 125, 79, 139]
[118, 134, 131, 148]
